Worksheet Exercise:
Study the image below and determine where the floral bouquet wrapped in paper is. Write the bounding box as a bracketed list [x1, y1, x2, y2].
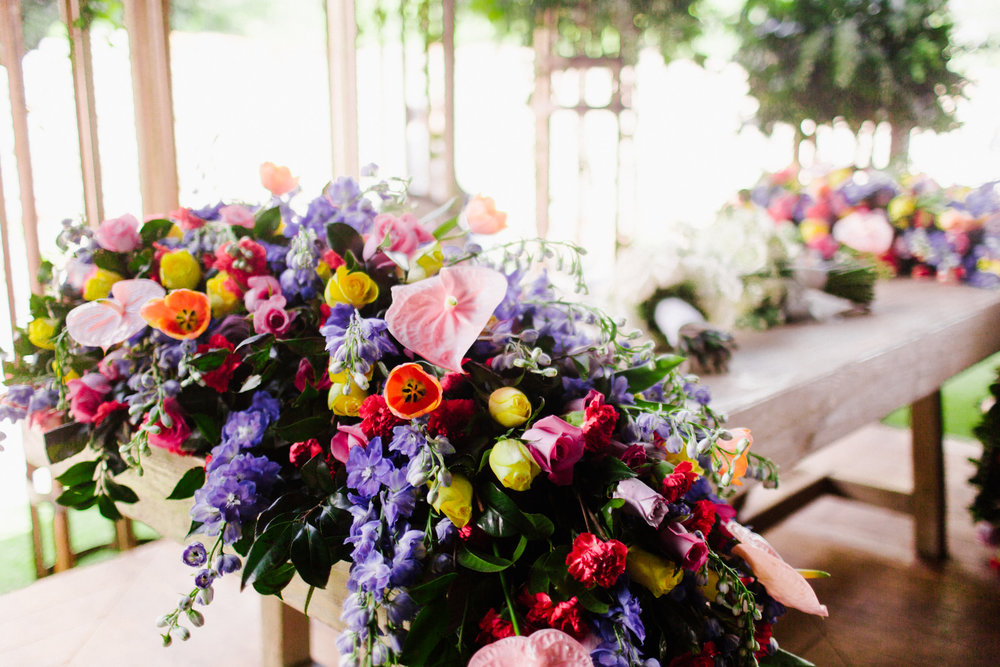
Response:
[0, 165, 825, 666]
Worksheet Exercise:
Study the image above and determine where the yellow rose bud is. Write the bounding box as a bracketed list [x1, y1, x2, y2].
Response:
[887, 195, 915, 223]
[328, 373, 368, 417]
[798, 218, 829, 244]
[167, 224, 184, 239]
[489, 438, 541, 492]
[488, 387, 532, 427]
[83, 268, 123, 301]
[316, 260, 333, 281]
[28, 317, 59, 350]
[432, 473, 473, 528]
[325, 265, 379, 308]
[206, 272, 241, 317]
[159, 249, 202, 290]
[627, 547, 684, 598]
[408, 244, 445, 282]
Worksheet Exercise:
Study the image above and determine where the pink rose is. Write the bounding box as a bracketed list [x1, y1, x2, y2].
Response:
[659, 522, 708, 571]
[463, 195, 507, 234]
[98, 349, 128, 380]
[30, 408, 65, 433]
[363, 213, 434, 259]
[95, 214, 141, 252]
[832, 209, 894, 255]
[220, 204, 256, 228]
[252, 294, 296, 337]
[244, 275, 283, 312]
[330, 423, 368, 463]
[294, 357, 332, 392]
[522, 415, 585, 485]
[612, 477, 668, 528]
[147, 397, 192, 454]
[66, 373, 112, 424]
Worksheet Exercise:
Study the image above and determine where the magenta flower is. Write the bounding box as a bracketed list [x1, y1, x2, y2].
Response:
[330, 423, 368, 464]
[66, 373, 112, 424]
[522, 415, 585, 486]
[659, 522, 708, 571]
[95, 213, 141, 252]
[363, 212, 434, 259]
[244, 275, 283, 312]
[252, 294, 295, 337]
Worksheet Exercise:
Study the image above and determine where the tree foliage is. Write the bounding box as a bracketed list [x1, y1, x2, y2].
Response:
[734, 0, 965, 137]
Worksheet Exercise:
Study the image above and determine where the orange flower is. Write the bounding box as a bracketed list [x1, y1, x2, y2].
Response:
[384, 363, 442, 419]
[715, 427, 752, 486]
[260, 162, 299, 196]
[140, 289, 212, 340]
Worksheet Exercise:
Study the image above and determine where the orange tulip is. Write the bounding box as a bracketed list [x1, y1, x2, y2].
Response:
[715, 427, 752, 486]
[140, 289, 212, 340]
[383, 363, 442, 419]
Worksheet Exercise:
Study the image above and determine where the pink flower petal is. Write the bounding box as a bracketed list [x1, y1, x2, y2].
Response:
[66, 279, 165, 348]
[833, 210, 894, 255]
[468, 629, 592, 667]
[385, 265, 507, 372]
[111, 278, 166, 313]
[732, 541, 828, 617]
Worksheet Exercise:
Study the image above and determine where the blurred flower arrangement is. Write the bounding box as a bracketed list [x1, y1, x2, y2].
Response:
[0, 164, 826, 666]
[970, 370, 1000, 574]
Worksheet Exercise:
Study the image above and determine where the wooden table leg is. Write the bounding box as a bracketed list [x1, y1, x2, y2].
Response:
[260, 596, 312, 667]
[911, 389, 947, 562]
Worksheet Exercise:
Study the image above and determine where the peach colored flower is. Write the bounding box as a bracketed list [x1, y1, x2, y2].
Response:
[260, 162, 299, 196]
[463, 195, 507, 234]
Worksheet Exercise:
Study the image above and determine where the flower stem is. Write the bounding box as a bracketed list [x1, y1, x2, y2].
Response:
[493, 542, 521, 636]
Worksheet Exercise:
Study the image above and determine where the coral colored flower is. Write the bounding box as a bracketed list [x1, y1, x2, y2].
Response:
[219, 204, 255, 228]
[146, 397, 192, 454]
[626, 547, 683, 598]
[714, 427, 752, 486]
[463, 194, 507, 234]
[383, 363, 442, 419]
[324, 265, 379, 309]
[565, 532, 627, 588]
[159, 249, 202, 290]
[66, 279, 165, 348]
[489, 438, 541, 492]
[431, 473, 473, 528]
[83, 268, 124, 301]
[94, 213, 141, 252]
[522, 415, 585, 486]
[206, 272, 241, 317]
[28, 318, 59, 350]
[260, 161, 299, 196]
[488, 386, 532, 427]
[362, 212, 434, 259]
[140, 289, 212, 340]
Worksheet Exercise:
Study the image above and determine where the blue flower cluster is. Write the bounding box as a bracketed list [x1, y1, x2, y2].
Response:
[321, 304, 397, 380]
[284, 176, 378, 239]
[337, 428, 429, 666]
[189, 391, 282, 543]
[590, 581, 658, 667]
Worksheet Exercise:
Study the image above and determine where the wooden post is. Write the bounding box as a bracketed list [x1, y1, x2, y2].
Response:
[59, 0, 104, 227]
[0, 162, 17, 331]
[327, 0, 359, 178]
[123, 0, 178, 218]
[532, 11, 555, 239]
[911, 389, 947, 562]
[260, 596, 312, 667]
[0, 0, 41, 294]
[441, 0, 456, 199]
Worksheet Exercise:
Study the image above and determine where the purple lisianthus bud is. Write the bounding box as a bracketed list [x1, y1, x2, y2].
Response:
[659, 522, 709, 571]
[194, 568, 215, 589]
[182, 542, 207, 567]
[522, 415, 586, 485]
[215, 553, 242, 574]
[613, 477, 668, 528]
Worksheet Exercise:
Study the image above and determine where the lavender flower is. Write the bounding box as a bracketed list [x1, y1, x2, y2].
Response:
[182, 543, 207, 567]
[321, 307, 397, 379]
[346, 439, 393, 500]
[350, 550, 392, 596]
[220, 410, 269, 449]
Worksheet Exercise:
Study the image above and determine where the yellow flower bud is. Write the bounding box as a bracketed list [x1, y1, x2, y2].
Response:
[166, 224, 184, 239]
[328, 373, 368, 417]
[627, 547, 683, 597]
[489, 438, 541, 492]
[206, 272, 241, 317]
[488, 387, 532, 428]
[887, 195, 915, 223]
[409, 244, 445, 282]
[798, 219, 829, 244]
[325, 265, 379, 309]
[83, 268, 123, 301]
[28, 317, 59, 350]
[432, 473, 473, 528]
[159, 249, 202, 290]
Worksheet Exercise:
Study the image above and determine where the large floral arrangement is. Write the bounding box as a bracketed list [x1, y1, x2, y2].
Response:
[0, 164, 826, 666]
[749, 165, 1000, 288]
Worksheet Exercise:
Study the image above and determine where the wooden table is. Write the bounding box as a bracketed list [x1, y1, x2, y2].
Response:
[703, 278, 1000, 562]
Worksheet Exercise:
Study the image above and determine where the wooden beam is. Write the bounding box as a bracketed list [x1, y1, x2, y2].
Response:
[0, 162, 17, 330]
[911, 389, 947, 562]
[441, 0, 456, 198]
[123, 0, 178, 218]
[259, 595, 312, 667]
[0, 0, 42, 294]
[532, 10, 555, 239]
[326, 0, 359, 178]
[59, 0, 104, 227]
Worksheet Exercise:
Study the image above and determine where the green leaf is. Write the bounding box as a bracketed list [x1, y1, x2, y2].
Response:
[528, 547, 571, 593]
[406, 572, 457, 606]
[254, 206, 282, 237]
[56, 482, 96, 507]
[235, 332, 272, 353]
[191, 413, 221, 446]
[290, 522, 331, 588]
[241, 523, 294, 590]
[601, 497, 626, 533]
[44, 422, 89, 463]
[477, 506, 518, 538]
[55, 459, 98, 487]
[97, 494, 123, 521]
[104, 479, 139, 504]
[166, 466, 206, 500]
[252, 562, 297, 596]
[325, 222, 364, 259]
[279, 337, 327, 357]
[758, 649, 816, 666]
[478, 483, 554, 539]
[139, 218, 174, 245]
[314, 502, 346, 539]
[591, 457, 638, 487]
[91, 248, 128, 275]
[431, 216, 459, 241]
[275, 415, 331, 443]
[399, 597, 449, 666]
[299, 455, 336, 494]
[456, 544, 512, 573]
[189, 349, 230, 371]
[617, 354, 685, 392]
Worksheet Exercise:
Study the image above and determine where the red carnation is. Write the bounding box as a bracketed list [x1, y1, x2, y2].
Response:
[171, 207, 204, 231]
[93, 400, 128, 425]
[619, 444, 648, 469]
[582, 390, 617, 454]
[197, 335, 241, 392]
[661, 460, 699, 502]
[754, 623, 774, 659]
[439, 371, 470, 398]
[289, 438, 324, 467]
[475, 608, 515, 645]
[565, 532, 627, 588]
[426, 398, 476, 442]
[548, 597, 587, 640]
[518, 590, 555, 627]
[322, 249, 345, 271]
[358, 395, 405, 441]
[213, 237, 268, 289]
[683, 499, 717, 537]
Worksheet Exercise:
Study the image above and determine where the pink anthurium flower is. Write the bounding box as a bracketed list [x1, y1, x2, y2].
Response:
[727, 520, 829, 617]
[467, 629, 592, 667]
[832, 209, 894, 255]
[385, 265, 507, 372]
[65, 279, 166, 348]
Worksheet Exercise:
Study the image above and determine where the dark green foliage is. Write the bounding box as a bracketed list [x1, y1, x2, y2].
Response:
[970, 376, 1000, 526]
